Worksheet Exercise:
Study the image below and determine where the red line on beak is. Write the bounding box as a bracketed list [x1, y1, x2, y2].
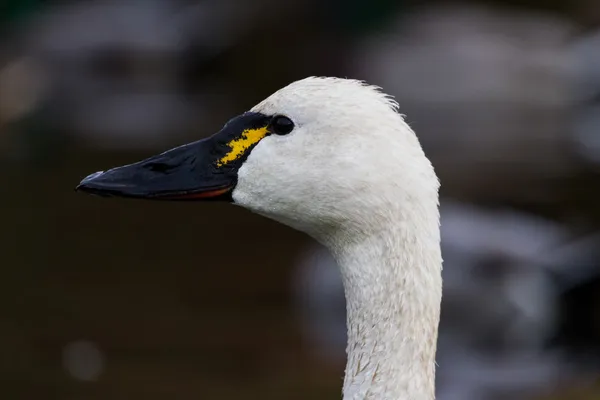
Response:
[164, 187, 232, 200]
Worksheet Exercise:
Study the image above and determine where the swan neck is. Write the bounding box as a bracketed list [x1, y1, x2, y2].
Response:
[331, 223, 442, 400]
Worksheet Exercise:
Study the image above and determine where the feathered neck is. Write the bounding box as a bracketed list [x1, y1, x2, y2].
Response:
[325, 205, 442, 400]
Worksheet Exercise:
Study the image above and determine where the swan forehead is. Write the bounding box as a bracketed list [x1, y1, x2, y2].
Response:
[250, 77, 400, 126]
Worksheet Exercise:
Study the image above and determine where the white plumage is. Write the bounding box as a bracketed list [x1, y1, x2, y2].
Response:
[77, 76, 443, 400]
[233, 77, 442, 400]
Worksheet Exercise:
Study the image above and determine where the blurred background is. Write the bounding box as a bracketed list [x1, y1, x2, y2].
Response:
[2, 0, 600, 399]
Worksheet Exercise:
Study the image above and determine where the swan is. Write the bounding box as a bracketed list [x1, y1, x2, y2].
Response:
[76, 77, 443, 400]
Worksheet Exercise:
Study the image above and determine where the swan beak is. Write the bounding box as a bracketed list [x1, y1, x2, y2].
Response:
[76, 112, 270, 201]
[76, 139, 234, 200]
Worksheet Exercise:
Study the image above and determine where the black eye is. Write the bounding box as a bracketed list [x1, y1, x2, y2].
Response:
[270, 115, 294, 135]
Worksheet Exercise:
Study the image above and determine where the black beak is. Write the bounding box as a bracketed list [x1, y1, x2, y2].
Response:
[76, 139, 234, 200]
[76, 112, 270, 201]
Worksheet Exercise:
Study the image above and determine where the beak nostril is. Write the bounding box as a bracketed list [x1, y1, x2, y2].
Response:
[144, 162, 175, 173]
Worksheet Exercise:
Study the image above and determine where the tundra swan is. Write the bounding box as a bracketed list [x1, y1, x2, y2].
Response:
[77, 76, 443, 400]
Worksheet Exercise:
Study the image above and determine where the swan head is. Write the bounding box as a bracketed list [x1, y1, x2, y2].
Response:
[77, 77, 439, 242]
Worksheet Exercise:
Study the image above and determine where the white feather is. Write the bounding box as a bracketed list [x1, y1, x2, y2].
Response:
[233, 77, 442, 400]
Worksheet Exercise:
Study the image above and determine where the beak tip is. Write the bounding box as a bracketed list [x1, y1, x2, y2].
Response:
[76, 171, 107, 195]
[82, 171, 105, 182]
[75, 183, 91, 193]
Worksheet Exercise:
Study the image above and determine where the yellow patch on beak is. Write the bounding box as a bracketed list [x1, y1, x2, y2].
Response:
[217, 126, 269, 167]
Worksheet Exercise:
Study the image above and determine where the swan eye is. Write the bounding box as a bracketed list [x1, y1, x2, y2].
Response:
[270, 115, 294, 135]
